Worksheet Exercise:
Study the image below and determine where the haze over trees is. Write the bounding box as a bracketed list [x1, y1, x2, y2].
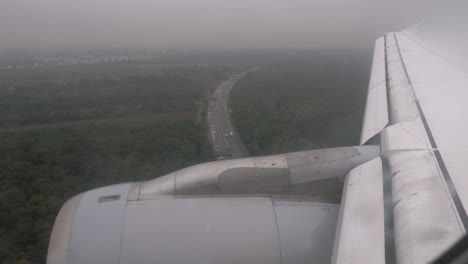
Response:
[0, 64, 231, 127]
[230, 49, 372, 156]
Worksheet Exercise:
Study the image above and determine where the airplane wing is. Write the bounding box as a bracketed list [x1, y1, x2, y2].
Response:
[370, 28, 468, 264]
[348, 25, 468, 263]
[47, 24, 468, 264]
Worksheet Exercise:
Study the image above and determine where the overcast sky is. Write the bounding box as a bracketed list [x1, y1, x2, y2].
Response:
[0, 0, 428, 50]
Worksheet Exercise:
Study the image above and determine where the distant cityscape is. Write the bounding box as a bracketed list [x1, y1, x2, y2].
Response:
[0, 48, 261, 70]
[0, 49, 169, 70]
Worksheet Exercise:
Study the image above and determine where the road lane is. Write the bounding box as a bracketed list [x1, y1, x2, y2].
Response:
[207, 71, 252, 159]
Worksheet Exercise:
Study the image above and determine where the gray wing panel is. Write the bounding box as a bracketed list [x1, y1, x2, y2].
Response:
[47, 194, 83, 264]
[119, 196, 339, 264]
[331, 157, 385, 264]
[273, 198, 339, 264]
[68, 183, 132, 264]
[120, 197, 282, 264]
[382, 32, 466, 264]
[360, 37, 389, 145]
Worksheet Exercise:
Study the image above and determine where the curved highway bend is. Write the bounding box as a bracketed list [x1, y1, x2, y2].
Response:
[207, 71, 252, 160]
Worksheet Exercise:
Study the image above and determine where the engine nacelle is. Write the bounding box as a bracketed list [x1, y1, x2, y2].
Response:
[47, 146, 379, 264]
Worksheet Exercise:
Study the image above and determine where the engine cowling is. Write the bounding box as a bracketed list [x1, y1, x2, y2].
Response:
[47, 146, 379, 264]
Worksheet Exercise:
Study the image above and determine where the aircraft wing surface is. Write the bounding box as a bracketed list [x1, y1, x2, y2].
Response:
[357, 25, 468, 263]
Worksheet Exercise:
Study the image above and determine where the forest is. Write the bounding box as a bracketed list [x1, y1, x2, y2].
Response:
[0, 65, 230, 126]
[229, 49, 372, 156]
[0, 119, 213, 264]
[0, 64, 229, 264]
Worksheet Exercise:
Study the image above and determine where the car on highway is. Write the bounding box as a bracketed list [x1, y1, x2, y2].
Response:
[229, 132, 234, 136]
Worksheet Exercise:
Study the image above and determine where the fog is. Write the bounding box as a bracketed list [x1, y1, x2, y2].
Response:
[0, 0, 458, 51]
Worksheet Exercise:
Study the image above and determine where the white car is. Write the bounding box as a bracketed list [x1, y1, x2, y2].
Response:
[229, 132, 234, 136]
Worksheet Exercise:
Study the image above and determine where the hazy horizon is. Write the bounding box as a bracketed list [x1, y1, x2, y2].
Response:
[0, 0, 443, 51]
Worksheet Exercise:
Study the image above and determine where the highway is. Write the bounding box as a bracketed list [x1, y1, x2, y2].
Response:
[207, 72, 251, 159]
